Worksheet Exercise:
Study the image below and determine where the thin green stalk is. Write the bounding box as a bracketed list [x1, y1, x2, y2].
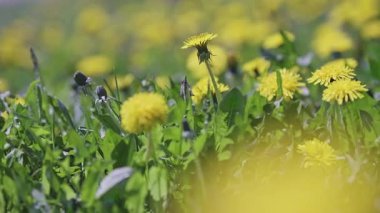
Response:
[205, 60, 221, 102]
[190, 142, 206, 199]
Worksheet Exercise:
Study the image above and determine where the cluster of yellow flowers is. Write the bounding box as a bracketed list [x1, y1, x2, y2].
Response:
[308, 58, 368, 105]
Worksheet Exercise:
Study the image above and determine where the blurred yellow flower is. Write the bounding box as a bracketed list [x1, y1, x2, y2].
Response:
[258, 69, 304, 101]
[298, 138, 337, 168]
[133, 12, 173, 46]
[0, 78, 9, 92]
[0, 22, 31, 68]
[40, 24, 64, 50]
[120, 92, 168, 133]
[262, 31, 295, 49]
[312, 23, 353, 58]
[76, 5, 109, 34]
[242, 57, 270, 77]
[285, 0, 329, 21]
[192, 77, 229, 105]
[331, 0, 379, 27]
[77, 55, 113, 76]
[107, 74, 134, 90]
[186, 45, 227, 79]
[155, 76, 170, 89]
[217, 18, 253, 47]
[308, 58, 356, 86]
[322, 79, 368, 105]
[361, 20, 380, 39]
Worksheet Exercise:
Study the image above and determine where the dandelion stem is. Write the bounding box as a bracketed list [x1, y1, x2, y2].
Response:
[205, 60, 221, 103]
[191, 142, 206, 199]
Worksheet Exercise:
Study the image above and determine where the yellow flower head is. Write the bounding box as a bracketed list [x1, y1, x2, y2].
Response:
[322, 79, 368, 105]
[186, 45, 227, 79]
[298, 138, 337, 168]
[77, 55, 113, 76]
[312, 24, 353, 58]
[308, 58, 357, 86]
[120, 93, 169, 133]
[182, 33, 217, 63]
[181, 33, 217, 49]
[262, 31, 295, 49]
[192, 77, 229, 105]
[107, 74, 134, 90]
[242, 57, 271, 77]
[0, 78, 9, 92]
[258, 69, 305, 101]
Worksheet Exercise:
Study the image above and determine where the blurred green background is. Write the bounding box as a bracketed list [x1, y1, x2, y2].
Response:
[0, 0, 379, 99]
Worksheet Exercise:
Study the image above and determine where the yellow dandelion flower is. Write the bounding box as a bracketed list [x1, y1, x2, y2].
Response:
[262, 31, 295, 49]
[308, 58, 357, 86]
[312, 24, 353, 58]
[77, 55, 113, 76]
[258, 69, 305, 101]
[107, 74, 134, 90]
[361, 20, 380, 39]
[298, 138, 337, 168]
[322, 79, 368, 105]
[0, 78, 9, 92]
[182, 33, 217, 63]
[181, 33, 217, 49]
[155, 76, 171, 89]
[186, 45, 227, 79]
[242, 57, 271, 77]
[192, 77, 229, 105]
[120, 93, 169, 133]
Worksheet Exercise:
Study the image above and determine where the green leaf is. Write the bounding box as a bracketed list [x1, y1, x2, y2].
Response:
[125, 172, 148, 213]
[148, 166, 168, 201]
[368, 58, 380, 79]
[220, 88, 246, 126]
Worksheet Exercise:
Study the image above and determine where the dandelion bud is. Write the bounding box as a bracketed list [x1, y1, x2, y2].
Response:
[180, 76, 190, 101]
[227, 54, 239, 75]
[182, 117, 193, 139]
[74, 71, 90, 86]
[96, 86, 108, 102]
